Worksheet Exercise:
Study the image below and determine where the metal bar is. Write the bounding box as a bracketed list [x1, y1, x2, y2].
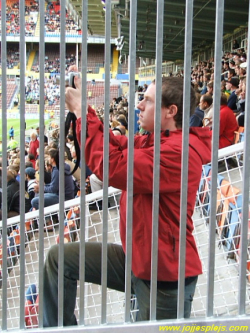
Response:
[58, 0, 66, 326]
[206, 0, 224, 317]
[124, 0, 137, 323]
[1, 0, 8, 329]
[101, 0, 112, 324]
[38, 0, 45, 326]
[19, 0, 27, 328]
[177, 0, 194, 319]
[238, 0, 250, 315]
[149, 0, 164, 321]
[78, 0, 88, 325]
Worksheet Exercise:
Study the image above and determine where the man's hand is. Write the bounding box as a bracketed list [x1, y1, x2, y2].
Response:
[65, 74, 82, 119]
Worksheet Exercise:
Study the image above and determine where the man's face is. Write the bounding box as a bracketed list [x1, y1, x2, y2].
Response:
[226, 81, 232, 91]
[137, 83, 156, 133]
[207, 86, 213, 94]
[199, 97, 207, 110]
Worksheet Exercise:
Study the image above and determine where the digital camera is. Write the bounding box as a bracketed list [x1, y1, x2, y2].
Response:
[53, 72, 80, 89]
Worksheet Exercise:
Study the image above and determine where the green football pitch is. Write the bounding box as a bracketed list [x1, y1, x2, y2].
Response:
[0, 118, 52, 153]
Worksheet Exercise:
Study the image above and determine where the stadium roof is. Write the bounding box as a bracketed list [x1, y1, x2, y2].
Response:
[70, 0, 249, 61]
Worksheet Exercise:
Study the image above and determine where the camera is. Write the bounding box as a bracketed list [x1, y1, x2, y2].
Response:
[53, 72, 80, 89]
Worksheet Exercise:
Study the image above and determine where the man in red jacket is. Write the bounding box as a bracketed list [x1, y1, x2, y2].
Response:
[43, 75, 211, 326]
[218, 94, 238, 149]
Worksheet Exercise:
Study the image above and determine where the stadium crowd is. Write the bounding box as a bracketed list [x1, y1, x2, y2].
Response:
[2, 0, 81, 37]
[189, 45, 247, 148]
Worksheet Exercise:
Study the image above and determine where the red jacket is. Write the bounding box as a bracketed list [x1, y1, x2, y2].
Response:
[219, 105, 238, 149]
[29, 139, 39, 160]
[78, 106, 211, 281]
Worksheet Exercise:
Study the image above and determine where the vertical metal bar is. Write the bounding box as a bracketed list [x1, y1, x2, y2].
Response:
[150, 0, 164, 321]
[19, 0, 26, 328]
[101, 0, 111, 323]
[38, 0, 45, 327]
[238, 0, 250, 315]
[124, 0, 137, 323]
[58, 0, 66, 326]
[177, 0, 194, 319]
[206, 0, 224, 317]
[1, 0, 8, 330]
[78, 0, 88, 325]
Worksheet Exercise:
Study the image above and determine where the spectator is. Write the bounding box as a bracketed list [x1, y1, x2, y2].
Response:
[207, 81, 214, 96]
[42, 74, 211, 326]
[25, 167, 37, 210]
[232, 39, 240, 50]
[199, 94, 213, 127]
[0, 170, 20, 220]
[29, 131, 39, 159]
[26, 153, 36, 169]
[200, 73, 211, 95]
[64, 152, 81, 196]
[226, 76, 239, 112]
[31, 148, 74, 210]
[190, 93, 204, 127]
[9, 126, 14, 140]
[218, 94, 238, 149]
[36, 126, 48, 144]
[36, 159, 52, 185]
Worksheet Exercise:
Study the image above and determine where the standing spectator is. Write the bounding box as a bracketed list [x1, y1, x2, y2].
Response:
[42, 75, 212, 326]
[29, 131, 39, 160]
[9, 126, 14, 140]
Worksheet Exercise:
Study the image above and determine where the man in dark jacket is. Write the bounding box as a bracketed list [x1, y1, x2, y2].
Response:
[226, 76, 239, 113]
[0, 170, 20, 220]
[43, 75, 212, 327]
[31, 148, 74, 210]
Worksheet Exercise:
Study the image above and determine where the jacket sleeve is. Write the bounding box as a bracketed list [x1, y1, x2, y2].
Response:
[44, 168, 59, 193]
[80, 108, 186, 194]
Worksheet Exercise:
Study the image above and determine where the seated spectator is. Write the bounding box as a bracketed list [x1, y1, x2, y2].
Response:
[207, 81, 214, 96]
[25, 167, 37, 211]
[64, 152, 81, 196]
[31, 148, 74, 210]
[26, 153, 36, 169]
[199, 94, 213, 127]
[36, 126, 48, 144]
[8, 164, 20, 182]
[236, 76, 246, 126]
[66, 134, 74, 150]
[226, 77, 239, 112]
[0, 170, 20, 220]
[35, 159, 51, 184]
[190, 93, 204, 127]
[200, 73, 211, 95]
[218, 94, 238, 149]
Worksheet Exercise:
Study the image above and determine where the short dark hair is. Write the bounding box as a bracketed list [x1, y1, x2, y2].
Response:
[201, 94, 213, 107]
[153, 77, 196, 128]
